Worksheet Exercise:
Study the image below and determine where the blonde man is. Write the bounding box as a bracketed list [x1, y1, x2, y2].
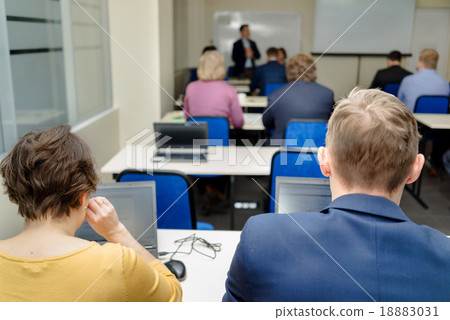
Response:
[184, 50, 244, 128]
[262, 53, 334, 141]
[398, 49, 449, 111]
[224, 88, 450, 302]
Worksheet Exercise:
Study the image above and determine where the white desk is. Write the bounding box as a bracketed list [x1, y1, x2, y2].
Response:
[175, 96, 268, 109]
[101, 146, 279, 176]
[157, 229, 241, 302]
[414, 113, 450, 129]
[161, 111, 264, 131]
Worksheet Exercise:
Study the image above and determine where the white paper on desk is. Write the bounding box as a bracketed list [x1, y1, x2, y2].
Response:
[243, 114, 260, 122]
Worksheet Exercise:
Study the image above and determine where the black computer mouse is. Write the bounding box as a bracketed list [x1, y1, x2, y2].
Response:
[164, 259, 186, 281]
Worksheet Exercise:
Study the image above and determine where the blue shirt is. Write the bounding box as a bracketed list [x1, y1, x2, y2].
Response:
[398, 68, 449, 112]
[242, 39, 252, 68]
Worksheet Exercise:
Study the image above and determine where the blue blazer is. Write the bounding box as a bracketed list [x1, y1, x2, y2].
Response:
[263, 81, 334, 140]
[223, 194, 450, 302]
[250, 61, 286, 96]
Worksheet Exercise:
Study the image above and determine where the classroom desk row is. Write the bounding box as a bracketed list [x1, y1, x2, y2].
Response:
[161, 111, 265, 131]
[175, 96, 268, 109]
[158, 229, 240, 302]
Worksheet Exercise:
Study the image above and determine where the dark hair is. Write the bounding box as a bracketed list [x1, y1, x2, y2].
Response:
[202, 45, 217, 54]
[387, 51, 402, 62]
[239, 24, 249, 32]
[266, 47, 279, 57]
[0, 125, 100, 220]
[278, 48, 287, 59]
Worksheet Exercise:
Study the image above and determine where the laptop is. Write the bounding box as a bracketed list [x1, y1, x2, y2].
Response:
[153, 122, 208, 162]
[275, 177, 332, 214]
[75, 181, 158, 257]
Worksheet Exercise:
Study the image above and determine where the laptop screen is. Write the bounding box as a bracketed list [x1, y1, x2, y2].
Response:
[75, 181, 158, 255]
[275, 177, 331, 214]
[153, 122, 208, 149]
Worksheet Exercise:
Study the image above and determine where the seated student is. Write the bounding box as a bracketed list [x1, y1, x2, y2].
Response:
[184, 50, 244, 128]
[223, 88, 450, 302]
[370, 50, 412, 90]
[188, 45, 217, 84]
[0, 126, 182, 302]
[398, 49, 449, 111]
[250, 47, 286, 96]
[262, 53, 334, 141]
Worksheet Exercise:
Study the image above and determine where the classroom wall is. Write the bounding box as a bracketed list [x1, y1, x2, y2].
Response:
[174, 0, 450, 98]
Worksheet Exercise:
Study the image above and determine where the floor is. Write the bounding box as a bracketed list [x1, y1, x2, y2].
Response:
[195, 168, 450, 235]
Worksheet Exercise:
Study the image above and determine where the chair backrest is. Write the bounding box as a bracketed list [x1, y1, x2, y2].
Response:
[265, 83, 284, 96]
[414, 95, 450, 114]
[269, 149, 327, 212]
[116, 169, 197, 229]
[382, 82, 401, 96]
[284, 119, 327, 148]
[227, 66, 235, 78]
[188, 117, 230, 146]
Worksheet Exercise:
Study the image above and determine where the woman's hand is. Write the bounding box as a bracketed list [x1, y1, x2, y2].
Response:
[85, 197, 126, 242]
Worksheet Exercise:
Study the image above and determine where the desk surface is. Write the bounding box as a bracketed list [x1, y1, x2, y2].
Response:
[414, 113, 450, 129]
[161, 111, 264, 131]
[101, 146, 280, 176]
[157, 229, 241, 302]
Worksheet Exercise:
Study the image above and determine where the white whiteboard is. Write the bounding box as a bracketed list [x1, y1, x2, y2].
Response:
[213, 11, 301, 69]
[312, 0, 415, 54]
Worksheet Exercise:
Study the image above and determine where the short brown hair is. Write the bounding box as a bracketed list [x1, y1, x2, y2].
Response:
[419, 49, 439, 69]
[286, 53, 316, 82]
[326, 88, 420, 194]
[0, 125, 100, 220]
[197, 50, 226, 81]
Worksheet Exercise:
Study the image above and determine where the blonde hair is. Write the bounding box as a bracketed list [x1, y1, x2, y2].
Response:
[197, 50, 226, 81]
[326, 88, 420, 194]
[419, 49, 439, 69]
[286, 53, 316, 82]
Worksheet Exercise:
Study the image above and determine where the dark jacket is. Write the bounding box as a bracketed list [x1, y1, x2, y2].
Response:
[370, 65, 412, 89]
[232, 39, 261, 77]
[250, 60, 286, 96]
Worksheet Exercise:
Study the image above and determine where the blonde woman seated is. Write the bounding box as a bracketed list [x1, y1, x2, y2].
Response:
[0, 126, 182, 302]
[184, 50, 244, 128]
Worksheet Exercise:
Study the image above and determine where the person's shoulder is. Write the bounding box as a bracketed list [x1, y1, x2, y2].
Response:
[312, 82, 334, 95]
[233, 39, 242, 46]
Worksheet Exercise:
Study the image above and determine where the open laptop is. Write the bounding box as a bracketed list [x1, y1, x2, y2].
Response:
[153, 122, 208, 162]
[75, 181, 158, 257]
[275, 177, 332, 214]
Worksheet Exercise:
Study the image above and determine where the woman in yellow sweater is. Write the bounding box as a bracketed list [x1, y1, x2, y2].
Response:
[0, 126, 182, 302]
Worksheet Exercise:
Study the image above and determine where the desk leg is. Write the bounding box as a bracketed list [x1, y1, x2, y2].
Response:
[230, 175, 235, 230]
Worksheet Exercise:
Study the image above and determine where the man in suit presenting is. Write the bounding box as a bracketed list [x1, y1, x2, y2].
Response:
[370, 50, 412, 90]
[223, 88, 450, 302]
[232, 24, 260, 78]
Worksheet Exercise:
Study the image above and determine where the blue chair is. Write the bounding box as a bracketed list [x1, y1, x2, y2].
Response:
[265, 83, 284, 96]
[188, 116, 229, 146]
[382, 83, 401, 96]
[227, 66, 235, 78]
[269, 149, 327, 212]
[116, 169, 214, 230]
[414, 96, 450, 114]
[283, 119, 328, 148]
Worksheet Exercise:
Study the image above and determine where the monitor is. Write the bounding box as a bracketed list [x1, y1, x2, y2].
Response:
[75, 181, 158, 256]
[153, 122, 208, 149]
[275, 177, 331, 214]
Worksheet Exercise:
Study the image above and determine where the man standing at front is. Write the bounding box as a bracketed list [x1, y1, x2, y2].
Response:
[223, 88, 450, 302]
[232, 24, 260, 78]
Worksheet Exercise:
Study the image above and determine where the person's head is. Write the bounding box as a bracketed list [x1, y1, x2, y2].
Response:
[197, 50, 226, 81]
[286, 53, 316, 82]
[0, 125, 100, 221]
[201, 45, 217, 54]
[387, 50, 402, 67]
[240, 24, 250, 39]
[320, 88, 424, 200]
[266, 47, 279, 62]
[277, 48, 287, 64]
[418, 49, 439, 70]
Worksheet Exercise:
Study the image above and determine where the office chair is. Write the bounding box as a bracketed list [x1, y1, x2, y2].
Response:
[382, 83, 401, 96]
[188, 116, 230, 147]
[265, 83, 284, 96]
[414, 96, 450, 114]
[283, 119, 327, 148]
[269, 149, 327, 212]
[227, 66, 235, 78]
[116, 169, 214, 230]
